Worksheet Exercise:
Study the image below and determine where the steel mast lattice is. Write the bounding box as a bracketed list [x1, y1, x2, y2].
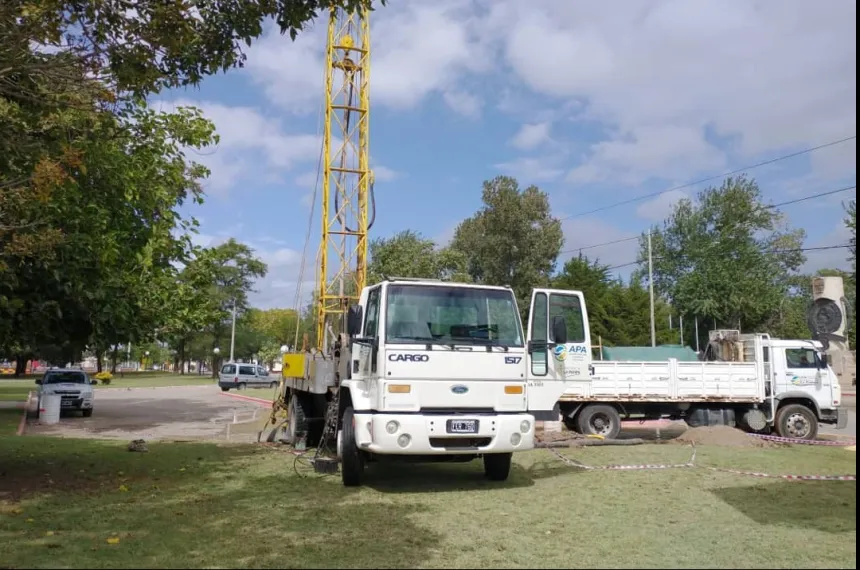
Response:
[316, 6, 372, 351]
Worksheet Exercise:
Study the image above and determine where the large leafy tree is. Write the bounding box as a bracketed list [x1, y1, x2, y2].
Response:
[451, 176, 563, 314]
[5, 0, 387, 102]
[553, 255, 675, 347]
[367, 230, 469, 284]
[639, 176, 806, 332]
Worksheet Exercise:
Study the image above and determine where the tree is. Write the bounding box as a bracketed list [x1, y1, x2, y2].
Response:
[5, 0, 388, 103]
[639, 176, 806, 332]
[553, 255, 675, 348]
[451, 176, 563, 314]
[846, 199, 856, 281]
[367, 230, 469, 284]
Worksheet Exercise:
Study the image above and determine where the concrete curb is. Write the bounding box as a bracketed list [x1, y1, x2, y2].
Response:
[16, 391, 31, 436]
[97, 383, 217, 391]
[219, 391, 273, 407]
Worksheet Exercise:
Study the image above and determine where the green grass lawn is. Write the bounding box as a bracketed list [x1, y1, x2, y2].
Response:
[0, 413, 855, 569]
[0, 374, 215, 399]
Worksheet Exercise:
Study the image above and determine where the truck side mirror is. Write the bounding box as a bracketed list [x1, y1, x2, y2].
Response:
[551, 315, 568, 345]
[347, 304, 363, 336]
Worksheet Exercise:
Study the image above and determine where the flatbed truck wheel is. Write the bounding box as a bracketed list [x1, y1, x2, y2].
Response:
[483, 452, 512, 481]
[775, 403, 818, 440]
[341, 406, 364, 487]
[577, 404, 622, 439]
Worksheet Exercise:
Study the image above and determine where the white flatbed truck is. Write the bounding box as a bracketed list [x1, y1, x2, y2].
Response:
[525, 289, 847, 440]
[276, 279, 579, 486]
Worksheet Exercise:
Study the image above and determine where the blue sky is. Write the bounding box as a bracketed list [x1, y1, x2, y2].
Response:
[156, 0, 857, 309]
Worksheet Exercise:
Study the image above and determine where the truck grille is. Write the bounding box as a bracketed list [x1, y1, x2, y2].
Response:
[54, 390, 81, 396]
[420, 407, 496, 415]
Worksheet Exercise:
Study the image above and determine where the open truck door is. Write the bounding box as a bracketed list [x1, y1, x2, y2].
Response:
[525, 288, 593, 419]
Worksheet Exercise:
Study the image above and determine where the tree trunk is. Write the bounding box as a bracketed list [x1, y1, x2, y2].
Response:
[110, 346, 119, 373]
[178, 340, 186, 375]
[95, 348, 104, 373]
[14, 355, 28, 378]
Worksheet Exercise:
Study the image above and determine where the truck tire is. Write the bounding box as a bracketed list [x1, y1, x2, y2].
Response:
[341, 406, 364, 487]
[576, 404, 622, 439]
[82, 408, 93, 418]
[775, 403, 818, 440]
[275, 392, 308, 445]
[483, 452, 512, 481]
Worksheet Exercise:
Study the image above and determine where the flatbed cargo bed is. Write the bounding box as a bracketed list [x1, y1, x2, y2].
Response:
[558, 359, 764, 403]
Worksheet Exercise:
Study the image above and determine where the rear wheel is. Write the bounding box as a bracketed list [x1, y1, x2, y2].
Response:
[220, 386, 229, 392]
[775, 403, 818, 440]
[341, 406, 364, 487]
[483, 453, 512, 481]
[237, 383, 247, 391]
[576, 404, 622, 439]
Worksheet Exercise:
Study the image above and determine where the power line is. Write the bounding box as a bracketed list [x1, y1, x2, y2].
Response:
[605, 243, 853, 272]
[561, 184, 857, 256]
[560, 134, 856, 221]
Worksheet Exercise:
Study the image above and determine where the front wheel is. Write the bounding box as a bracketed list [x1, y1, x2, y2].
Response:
[341, 406, 364, 487]
[775, 404, 818, 440]
[483, 452, 512, 481]
[82, 408, 93, 418]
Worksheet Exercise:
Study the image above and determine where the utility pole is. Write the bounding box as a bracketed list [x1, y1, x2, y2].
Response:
[679, 314, 684, 345]
[229, 299, 237, 362]
[648, 229, 656, 347]
[694, 316, 700, 353]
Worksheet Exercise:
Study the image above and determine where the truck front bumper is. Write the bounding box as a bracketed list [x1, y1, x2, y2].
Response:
[820, 406, 849, 429]
[352, 412, 535, 455]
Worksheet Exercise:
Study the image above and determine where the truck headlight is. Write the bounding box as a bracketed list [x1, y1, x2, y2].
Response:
[510, 433, 522, 446]
[520, 420, 531, 433]
[385, 420, 399, 434]
[397, 434, 411, 448]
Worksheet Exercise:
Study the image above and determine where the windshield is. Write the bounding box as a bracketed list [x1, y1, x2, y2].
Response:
[43, 371, 87, 384]
[385, 284, 523, 347]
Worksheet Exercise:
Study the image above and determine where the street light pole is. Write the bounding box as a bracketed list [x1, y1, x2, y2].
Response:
[648, 229, 656, 348]
[229, 298, 237, 362]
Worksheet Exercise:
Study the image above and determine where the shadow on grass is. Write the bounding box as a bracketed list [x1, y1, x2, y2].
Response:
[361, 459, 538, 493]
[0, 438, 441, 568]
[712, 480, 857, 534]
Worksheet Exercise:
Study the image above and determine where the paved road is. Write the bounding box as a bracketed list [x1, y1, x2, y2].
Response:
[26, 385, 268, 442]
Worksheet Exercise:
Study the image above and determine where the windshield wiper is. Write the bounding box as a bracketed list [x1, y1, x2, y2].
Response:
[449, 336, 511, 352]
[392, 336, 456, 350]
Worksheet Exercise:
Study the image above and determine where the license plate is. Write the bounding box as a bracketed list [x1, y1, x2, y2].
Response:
[61, 401, 74, 407]
[447, 419, 479, 434]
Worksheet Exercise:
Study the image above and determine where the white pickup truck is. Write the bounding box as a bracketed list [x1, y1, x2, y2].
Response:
[278, 279, 578, 486]
[525, 289, 846, 441]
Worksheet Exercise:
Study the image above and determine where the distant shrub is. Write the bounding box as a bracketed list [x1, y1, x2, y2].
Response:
[94, 371, 113, 385]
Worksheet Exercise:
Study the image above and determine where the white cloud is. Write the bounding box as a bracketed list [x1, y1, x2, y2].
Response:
[492, 0, 856, 185]
[510, 122, 552, 151]
[246, 2, 492, 114]
[158, 98, 321, 196]
[559, 217, 642, 274]
[802, 224, 855, 274]
[635, 189, 689, 222]
[494, 156, 565, 183]
[443, 90, 483, 118]
[373, 165, 400, 182]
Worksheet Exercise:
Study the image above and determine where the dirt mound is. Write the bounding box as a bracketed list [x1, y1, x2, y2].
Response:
[536, 430, 583, 443]
[673, 425, 775, 448]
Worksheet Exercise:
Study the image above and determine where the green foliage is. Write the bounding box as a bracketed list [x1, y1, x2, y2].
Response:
[639, 175, 806, 332]
[846, 199, 856, 281]
[450, 176, 563, 314]
[367, 230, 469, 284]
[553, 255, 674, 347]
[6, 0, 386, 102]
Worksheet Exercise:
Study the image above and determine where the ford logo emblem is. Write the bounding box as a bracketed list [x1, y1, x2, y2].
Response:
[451, 385, 469, 395]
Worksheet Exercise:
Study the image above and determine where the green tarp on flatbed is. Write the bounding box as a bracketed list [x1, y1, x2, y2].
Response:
[599, 344, 700, 362]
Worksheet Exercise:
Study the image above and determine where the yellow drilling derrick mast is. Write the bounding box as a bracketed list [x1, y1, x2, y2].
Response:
[316, 5, 373, 352]
[260, 5, 373, 451]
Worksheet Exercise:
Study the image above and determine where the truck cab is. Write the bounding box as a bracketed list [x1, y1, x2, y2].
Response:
[337, 280, 580, 485]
